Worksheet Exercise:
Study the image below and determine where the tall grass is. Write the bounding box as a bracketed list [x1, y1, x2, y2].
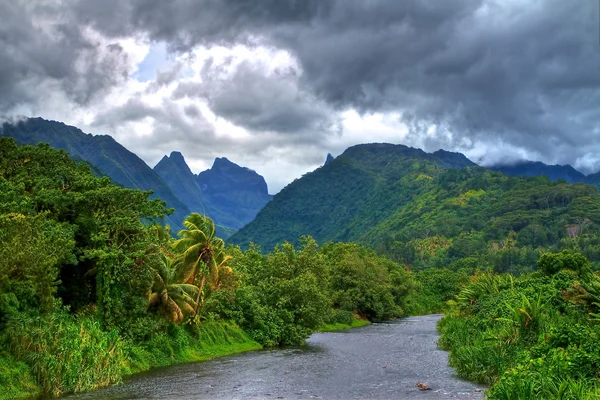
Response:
[438, 269, 600, 399]
[125, 321, 261, 375]
[3, 312, 261, 398]
[5, 311, 126, 397]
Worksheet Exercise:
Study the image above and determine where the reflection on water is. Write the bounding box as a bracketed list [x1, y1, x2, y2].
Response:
[62, 315, 485, 400]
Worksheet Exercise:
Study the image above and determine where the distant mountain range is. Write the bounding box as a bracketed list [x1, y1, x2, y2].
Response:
[489, 161, 587, 183]
[0, 117, 271, 236]
[3, 117, 600, 244]
[154, 152, 272, 232]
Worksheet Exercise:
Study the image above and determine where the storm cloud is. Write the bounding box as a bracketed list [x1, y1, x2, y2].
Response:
[1, 0, 600, 190]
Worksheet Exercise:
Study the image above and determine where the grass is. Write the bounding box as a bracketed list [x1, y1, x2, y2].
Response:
[3, 318, 261, 399]
[315, 318, 370, 332]
[125, 321, 262, 375]
[0, 352, 39, 400]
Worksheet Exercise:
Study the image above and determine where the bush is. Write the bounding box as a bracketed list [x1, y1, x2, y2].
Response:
[439, 253, 600, 398]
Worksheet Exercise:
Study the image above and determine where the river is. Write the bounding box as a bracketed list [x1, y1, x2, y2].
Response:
[64, 314, 485, 399]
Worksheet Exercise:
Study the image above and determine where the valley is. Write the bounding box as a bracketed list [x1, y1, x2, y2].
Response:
[2, 120, 600, 399]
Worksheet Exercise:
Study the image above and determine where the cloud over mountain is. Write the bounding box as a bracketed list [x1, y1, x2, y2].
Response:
[1, 0, 599, 190]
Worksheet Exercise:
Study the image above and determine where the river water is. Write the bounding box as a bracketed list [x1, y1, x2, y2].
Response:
[64, 314, 485, 399]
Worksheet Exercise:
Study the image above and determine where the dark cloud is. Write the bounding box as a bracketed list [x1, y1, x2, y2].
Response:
[0, 1, 130, 110]
[71, 0, 600, 171]
[172, 58, 340, 137]
[2, 0, 600, 184]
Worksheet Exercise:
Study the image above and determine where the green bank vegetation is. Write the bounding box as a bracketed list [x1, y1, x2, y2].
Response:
[0, 138, 415, 398]
[439, 250, 600, 398]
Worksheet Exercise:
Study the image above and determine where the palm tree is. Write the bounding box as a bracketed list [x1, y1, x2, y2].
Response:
[208, 248, 233, 292]
[173, 213, 225, 315]
[148, 253, 198, 323]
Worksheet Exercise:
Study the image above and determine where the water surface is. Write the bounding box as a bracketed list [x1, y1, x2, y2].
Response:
[65, 314, 485, 399]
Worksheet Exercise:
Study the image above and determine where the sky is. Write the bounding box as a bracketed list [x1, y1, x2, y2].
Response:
[1, 0, 599, 193]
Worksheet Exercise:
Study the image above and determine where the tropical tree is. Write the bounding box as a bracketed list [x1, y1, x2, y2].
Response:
[173, 213, 226, 315]
[147, 253, 198, 323]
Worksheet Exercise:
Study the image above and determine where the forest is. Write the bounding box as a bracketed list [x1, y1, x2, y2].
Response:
[0, 138, 415, 398]
[4, 137, 600, 399]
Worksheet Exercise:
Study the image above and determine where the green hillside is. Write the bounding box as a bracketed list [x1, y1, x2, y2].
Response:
[229, 143, 476, 249]
[230, 143, 600, 274]
[0, 117, 190, 231]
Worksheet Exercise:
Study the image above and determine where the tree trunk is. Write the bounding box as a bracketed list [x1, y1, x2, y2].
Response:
[194, 274, 206, 316]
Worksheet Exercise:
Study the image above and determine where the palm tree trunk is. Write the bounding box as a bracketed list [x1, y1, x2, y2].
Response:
[194, 275, 206, 316]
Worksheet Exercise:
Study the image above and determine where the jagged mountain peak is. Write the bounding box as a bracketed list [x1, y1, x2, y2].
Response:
[155, 151, 195, 176]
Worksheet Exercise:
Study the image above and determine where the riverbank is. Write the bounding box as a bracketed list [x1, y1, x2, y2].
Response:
[61, 315, 486, 399]
[3, 318, 374, 400]
[1, 322, 261, 400]
[315, 317, 370, 332]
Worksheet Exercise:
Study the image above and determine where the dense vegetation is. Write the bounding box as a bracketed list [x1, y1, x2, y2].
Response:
[439, 251, 600, 398]
[0, 138, 415, 398]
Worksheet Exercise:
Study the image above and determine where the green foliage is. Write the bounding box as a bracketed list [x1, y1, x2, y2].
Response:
[321, 242, 415, 320]
[439, 251, 600, 398]
[538, 250, 592, 277]
[315, 318, 370, 332]
[124, 322, 260, 374]
[0, 213, 74, 314]
[221, 238, 331, 346]
[4, 310, 126, 397]
[0, 352, 38, 400]
[405, 268, 472, 315]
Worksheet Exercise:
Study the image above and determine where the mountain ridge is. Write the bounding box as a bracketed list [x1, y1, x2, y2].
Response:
[229, 142, 600, 257]
[0, 117, 272, 235]
[0, 117, 191, 231]
[154, 152, 272, 231]
[489, 160, 587, 183]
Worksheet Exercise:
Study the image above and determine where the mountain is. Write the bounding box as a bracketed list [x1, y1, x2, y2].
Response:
[0, 117, 192, 230]
[196, 157, 273, 229]
[154, 151, 208, 215]
[229, 143, 600, 261]
[490, 161, 586, 183]
[154, 153, 271, 233]
[324, 153, 334, 166]
[229, 143, 476, 250]
[584, 171, 600, 186]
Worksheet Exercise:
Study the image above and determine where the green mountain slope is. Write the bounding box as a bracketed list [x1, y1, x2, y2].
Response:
[229, 143, 476, 250]
[229, 143, 600, 273]
[0, 117, 190, 230]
